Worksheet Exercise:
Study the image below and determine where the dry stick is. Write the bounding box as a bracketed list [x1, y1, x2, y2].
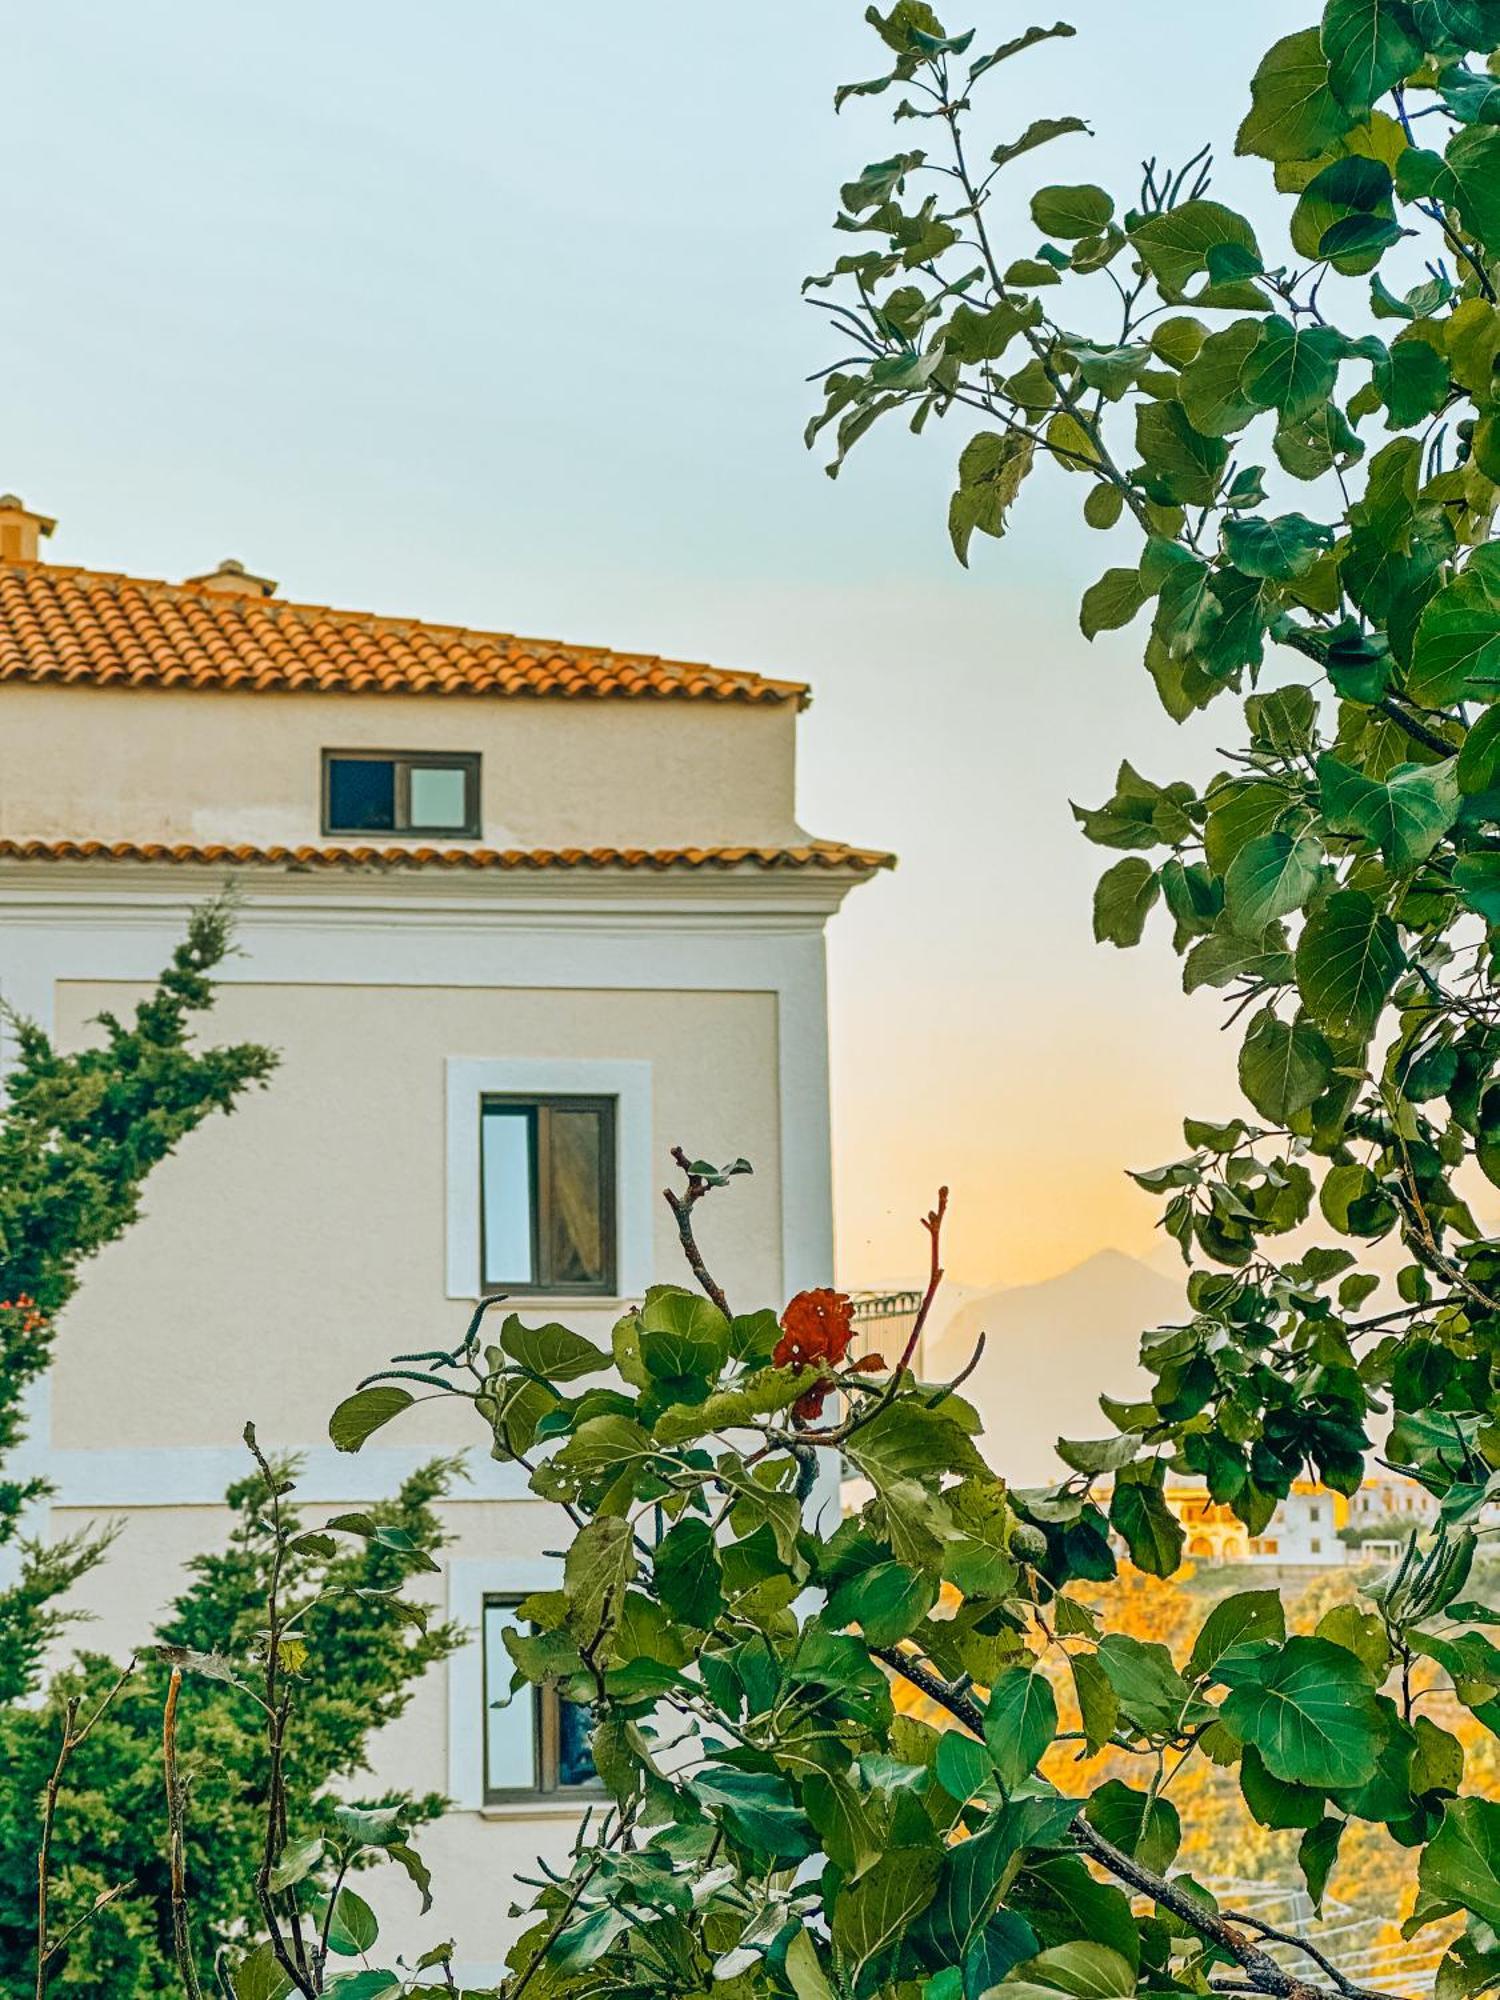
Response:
[867, 1643, 1405, 2000]
[35, 1658, 137, 1998]
[35, 1696, 79, 2000]
[242, 1425, 318, 2000]
[164, 1667, 207, 2000]
[663, 1146, 732, 1318]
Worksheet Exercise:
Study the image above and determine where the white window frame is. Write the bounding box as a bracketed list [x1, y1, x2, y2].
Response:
[445, 1057, 653, 1302]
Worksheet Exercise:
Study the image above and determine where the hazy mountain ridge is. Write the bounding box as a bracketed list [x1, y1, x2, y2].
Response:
[925, 1249, 1186, 1486]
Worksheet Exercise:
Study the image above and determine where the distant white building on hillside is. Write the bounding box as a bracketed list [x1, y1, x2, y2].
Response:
[1155, 1475, 1440, 1569]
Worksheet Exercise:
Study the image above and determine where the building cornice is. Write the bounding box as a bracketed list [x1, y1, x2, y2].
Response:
[0, 856, 879, 929]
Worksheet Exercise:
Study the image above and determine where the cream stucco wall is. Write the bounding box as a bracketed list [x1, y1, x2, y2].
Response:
[6, 865, 847, 1984]
[51, 978, 783, 1451]
[0, 682, 802, 849]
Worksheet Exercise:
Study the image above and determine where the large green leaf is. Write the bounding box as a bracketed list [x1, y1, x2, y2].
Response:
[1109, 1471, 1185, 1577]
[917, 1800, 1046, 1962]
[1219, 1636, 1385, 1787]
[1237, 1008, 1335, 1121]
[1295, 889, 1403, 1039]
[653, 1517, 725, 1630]
[1318, 754, 1460, 865]
[1400, 125, 1500, 252]
[1418, 1798, 1500, 1927]
[1222, 512, 1333, 579]
[1094, 1633, 1193, 1737]
[1407, 557, 1500, 706]
[1080, 567, 1148, 639]
[1292, 156, 1400, 273]
[636, 1285, 731, 1386]
[326, 1886, 380, 1957]
[1241, 316, 1348, 419]
[1178, 319, 1265, 436]
[230, 1947, 294, 2000]
[936, 1727, 996, 1802]
[1223, 831, 1324, 934]
[564, 1516, 635, 1644]
[1134, 399, 1230, 506]
[984, 1665, 1058, 1790]
[1030, 184, 1114, 239]
[1083, 1780, 1182, 1872]
[832, 1847, 942, 1995]
[826, 1559, 937, 1645]
[803, 1770, 882, 1878]
[328, 1387, 413, 1454]
[500, 1316, 610, 1382]
[1002, 1942, 1137, 2000]
[1129, 201, 1263, 302]
[1189, 1588, 1287, 1679]
[691, 1767, 818, 1864]
[1237, 28, 1352, 160]
[1453, 853, 1500, 923]
[1093, 858, 1159, 948]
[1321, 0, 1425, 115]
[1412, 0, 1500, 47]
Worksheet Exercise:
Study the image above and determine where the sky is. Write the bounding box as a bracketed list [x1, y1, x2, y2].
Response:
[1, 0, 1316, 1288]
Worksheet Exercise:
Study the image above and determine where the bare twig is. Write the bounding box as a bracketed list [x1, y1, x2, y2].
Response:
[36, 1658, 137, 1996]
[164, 1667, 206, 2000]
[242, 1425, 317, 1999]
[663, 1146, 732, 1318]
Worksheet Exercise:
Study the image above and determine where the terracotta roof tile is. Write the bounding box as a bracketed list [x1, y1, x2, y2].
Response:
[0, 563, 808, 708]
[0, 838, 893, 875]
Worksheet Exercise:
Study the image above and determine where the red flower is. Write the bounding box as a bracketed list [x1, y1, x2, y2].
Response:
[774, 1288, 856, 1371]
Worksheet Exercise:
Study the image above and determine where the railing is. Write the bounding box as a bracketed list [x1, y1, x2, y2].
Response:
[847, 1289, 925, 1374]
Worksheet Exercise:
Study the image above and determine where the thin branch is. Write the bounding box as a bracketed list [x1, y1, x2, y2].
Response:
[243, 1426, 317, 1999]
[164, 1668, 206, 2000]
[663, 1146, 732, 1318]
[35, 1658, 136, 1997]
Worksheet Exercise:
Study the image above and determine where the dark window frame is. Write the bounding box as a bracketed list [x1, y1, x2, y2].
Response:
[481, 1593, 606, 1805]
[321, 748, 481, 838]
[479, 1094, 618, 1299]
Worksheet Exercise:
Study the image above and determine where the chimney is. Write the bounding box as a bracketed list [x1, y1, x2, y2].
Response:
[0, 495, 56, 564]
[185, 556, 278, 599]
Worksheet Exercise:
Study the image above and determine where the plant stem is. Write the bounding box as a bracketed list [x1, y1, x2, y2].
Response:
[164, 1667, 207, 2000]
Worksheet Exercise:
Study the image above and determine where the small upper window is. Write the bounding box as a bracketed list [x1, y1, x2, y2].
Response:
[481, 1095, 616, 1297]
[323, 750, 480, 837]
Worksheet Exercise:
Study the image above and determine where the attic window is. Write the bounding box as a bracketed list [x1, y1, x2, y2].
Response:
[323, 750, 480, 837]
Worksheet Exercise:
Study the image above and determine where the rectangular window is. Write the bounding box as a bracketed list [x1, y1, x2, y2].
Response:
[482, 1596, 601, 1803]
[480, 1096, 615, 1296]
[1309, 1504, 1321, 1522]
[323, 750, 480, 836]
[1310, 1538, 1322, 1554]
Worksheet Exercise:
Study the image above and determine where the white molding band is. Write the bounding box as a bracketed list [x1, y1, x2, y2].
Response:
[445, 1057, 654, 1303]
[447, 1555, 562, 1812]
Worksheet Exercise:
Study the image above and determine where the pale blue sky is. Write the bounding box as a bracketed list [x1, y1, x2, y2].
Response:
[4, 1, 1312, 1284]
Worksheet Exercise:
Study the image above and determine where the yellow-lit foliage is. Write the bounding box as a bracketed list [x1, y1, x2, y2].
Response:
[895, 1562, 1499, 1978]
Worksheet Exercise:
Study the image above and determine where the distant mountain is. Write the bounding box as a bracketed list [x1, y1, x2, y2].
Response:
[925, 1249, 1186, 1486]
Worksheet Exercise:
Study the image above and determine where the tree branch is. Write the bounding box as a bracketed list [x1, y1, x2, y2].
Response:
[164, 1667, 207, 2000]
[663, 1147, 733, 1318]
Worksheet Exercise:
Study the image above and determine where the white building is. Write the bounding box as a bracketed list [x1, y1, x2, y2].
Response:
[1164, 1474, 1440, 1569]
[0, 497, 889, 1979]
